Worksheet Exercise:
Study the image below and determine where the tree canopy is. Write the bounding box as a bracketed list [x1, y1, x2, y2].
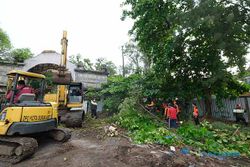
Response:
[122, 38, 152, 75]
[122, 0, 250, 116]
[69, 54, 94, 70]
[95, 57, 117, 76]
[0, 28, 33, 62]
[11, 48, 33, 62]
[0, 28, 12, 60]
[70, 54, 117, 75]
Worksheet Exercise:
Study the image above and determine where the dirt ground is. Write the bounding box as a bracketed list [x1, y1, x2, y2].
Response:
[1, 118, 250, 167]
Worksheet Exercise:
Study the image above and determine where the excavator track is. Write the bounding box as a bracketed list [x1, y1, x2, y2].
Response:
[0, 137, 38, 164]
[60, 110, 85, 128]
[49, 128, 71, 142]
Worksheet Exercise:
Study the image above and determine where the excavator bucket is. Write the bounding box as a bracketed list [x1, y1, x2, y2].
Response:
[51, 69, 72, 85]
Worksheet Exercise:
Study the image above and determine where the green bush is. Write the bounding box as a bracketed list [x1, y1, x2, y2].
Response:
[114, 97, 176, 145]
[177, 121, 250, 156]
[114, 98, 250, 156]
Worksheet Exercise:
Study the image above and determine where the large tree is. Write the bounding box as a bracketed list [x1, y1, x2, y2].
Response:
[1, 28, 33, 62]
[122, 38, 151, 74]
[0, 28, 12, 60]
[95, 57, 117, 76]
[11, 48, 33, 62]
[69, 54, 94, 70]
[122, 0, 250, 117]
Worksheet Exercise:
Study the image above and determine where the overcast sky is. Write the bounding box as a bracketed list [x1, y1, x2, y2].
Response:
[0, 0, 249, 69]
[0, 0, 133, 66]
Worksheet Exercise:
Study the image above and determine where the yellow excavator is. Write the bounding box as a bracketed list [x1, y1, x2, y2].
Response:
[0, 70, 71, 163]
[44, 31, 85, 127]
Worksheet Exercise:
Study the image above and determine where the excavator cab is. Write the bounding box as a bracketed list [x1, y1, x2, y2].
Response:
[0, 70, 58, 135]
[4, 71, 45, 105]
[68, 82, 83, 106]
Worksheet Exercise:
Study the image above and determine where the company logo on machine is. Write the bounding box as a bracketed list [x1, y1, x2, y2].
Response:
[22, 115, 52, 122]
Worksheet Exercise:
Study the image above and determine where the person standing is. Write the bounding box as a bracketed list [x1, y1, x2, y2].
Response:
[163, 102, 169, 120]
[173, 99, 180, 122]
[234, 104, 248, 126]
[192, 103, 200, 125]
[167, 103, 178, 128]
[90, 99, 98, 119]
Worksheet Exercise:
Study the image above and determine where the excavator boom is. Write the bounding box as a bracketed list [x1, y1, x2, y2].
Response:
[45, 31, 84, 128]
[51, 30, 72, 85]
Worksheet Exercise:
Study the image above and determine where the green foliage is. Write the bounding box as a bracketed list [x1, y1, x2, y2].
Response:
[69, 54, 82, 66]
[95, 57, 117, 76]
[115, 97, 176, 145]
[122, 0, 250, 116]
[0, 28, 33, 62]
[122, 38, 147, 75]
[111, 94, 250, 156]
[177, 121, 250, 156]
[11, 48, 33, 62]
[85, 88, 99, 100]
[0, 28, 12, 60]
[44, 71, 57, 93]
[99, 74, 142, 113]
[28, 71, 56, 93]
[69, 54, 94, 70]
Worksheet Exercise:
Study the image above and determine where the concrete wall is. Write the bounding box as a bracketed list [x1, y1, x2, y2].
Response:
[245, 76, 250, 84]
[188, 96, 250, 122]
[0, 51, 108, 94]
[0, 62, 24, 93]
[75, 69, 108, 89]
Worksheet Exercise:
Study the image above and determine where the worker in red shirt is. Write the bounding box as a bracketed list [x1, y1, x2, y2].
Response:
[167, 103, 178, 128]
[192, 103, 200, 125]
[6, 80, 34, 103]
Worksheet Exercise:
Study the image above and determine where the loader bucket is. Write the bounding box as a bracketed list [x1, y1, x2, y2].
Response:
[51, 70, 72, 85]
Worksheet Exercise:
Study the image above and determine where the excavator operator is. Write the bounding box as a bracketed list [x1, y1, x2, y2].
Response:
[6, 80, 34, 103]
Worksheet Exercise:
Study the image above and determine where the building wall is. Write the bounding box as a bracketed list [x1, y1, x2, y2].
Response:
[0, 62, 24, 93]
[75, 69, 108, 89]
[189, 97, 249, 122]
[245, 76, 250, 84]
[0, 51, 108, 112]
[0, 53, 108, 93]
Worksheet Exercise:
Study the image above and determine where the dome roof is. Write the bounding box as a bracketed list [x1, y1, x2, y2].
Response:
[22, 50, 77, 80]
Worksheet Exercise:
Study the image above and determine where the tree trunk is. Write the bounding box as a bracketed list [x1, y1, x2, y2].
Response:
[204, 90, 212, 118]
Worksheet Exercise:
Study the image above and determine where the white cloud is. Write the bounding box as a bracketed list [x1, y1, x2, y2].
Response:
[0, 0, 133, 66]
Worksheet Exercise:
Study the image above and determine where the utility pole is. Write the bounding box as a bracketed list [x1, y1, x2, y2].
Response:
[122, 46, 125, 77]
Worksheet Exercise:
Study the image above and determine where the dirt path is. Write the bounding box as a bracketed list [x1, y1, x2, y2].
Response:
[0, 120, 250, 167]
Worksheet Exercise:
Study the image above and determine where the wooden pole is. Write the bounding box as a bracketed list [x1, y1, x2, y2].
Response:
[122, 46, 125, 77]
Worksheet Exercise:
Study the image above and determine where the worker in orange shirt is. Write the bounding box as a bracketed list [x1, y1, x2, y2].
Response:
[192, 103, 200, 125]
